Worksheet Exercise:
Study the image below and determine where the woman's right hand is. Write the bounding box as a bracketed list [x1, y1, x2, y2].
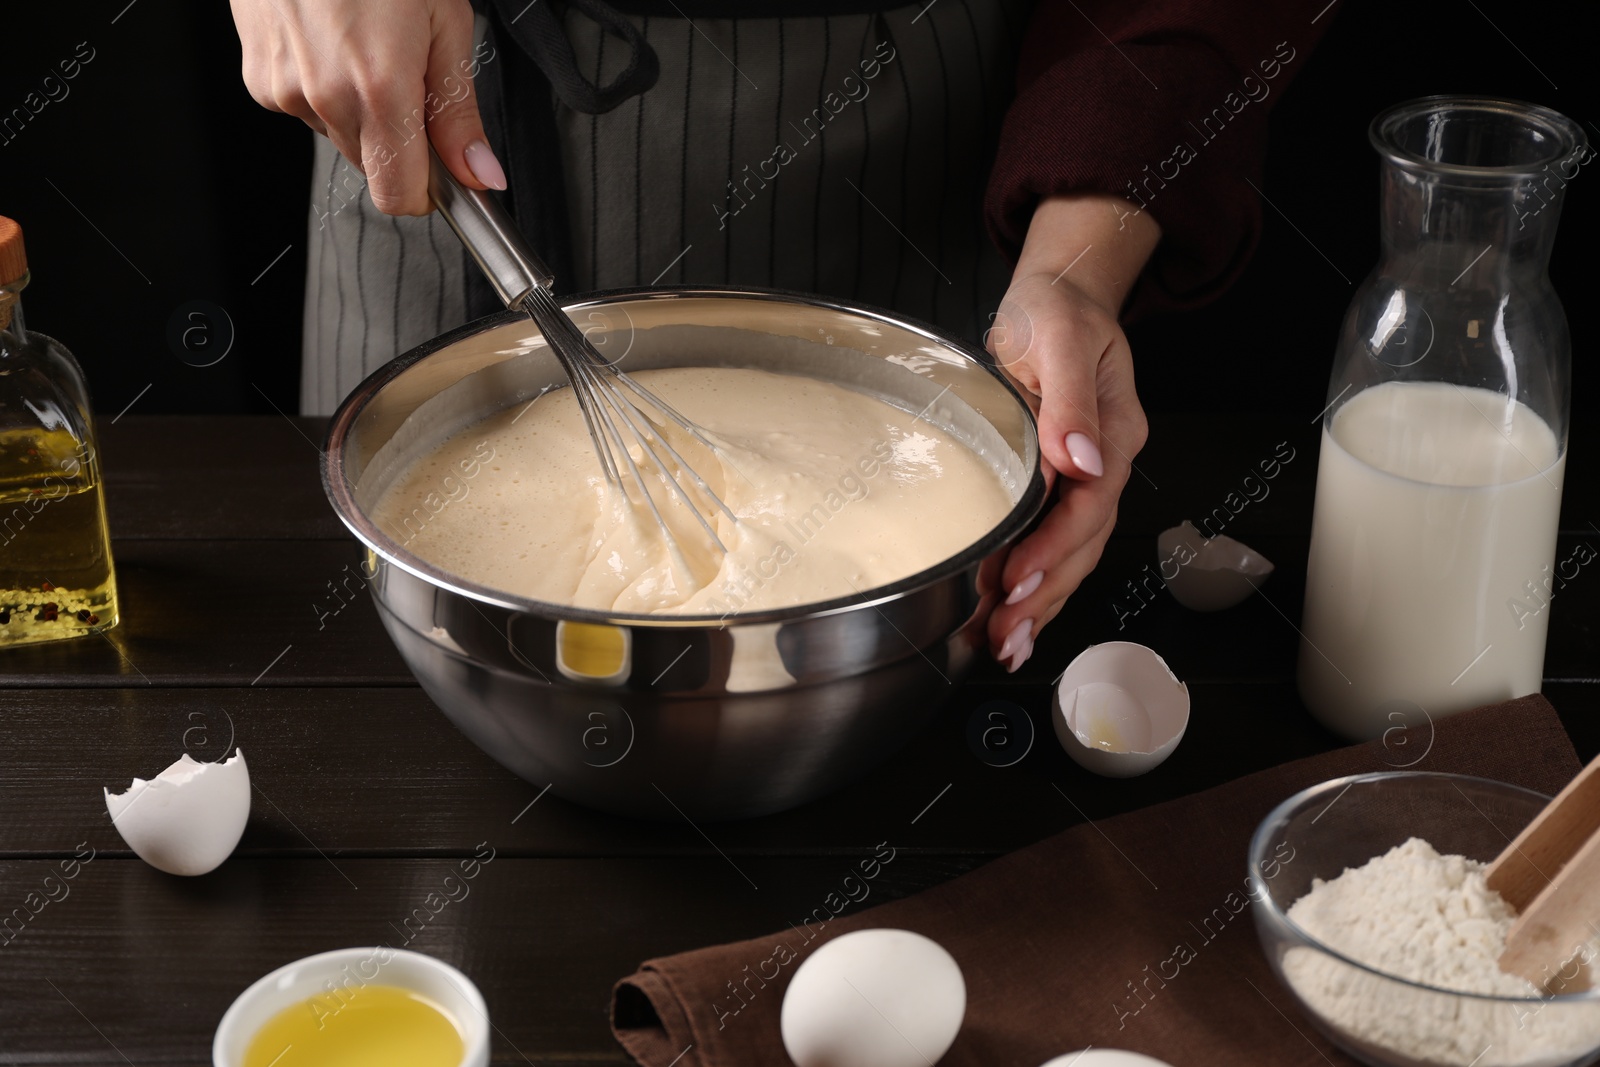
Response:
[230, 0, 506, 215]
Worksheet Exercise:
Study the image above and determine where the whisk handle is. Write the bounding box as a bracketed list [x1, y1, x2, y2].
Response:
[427, 147, 554, 308]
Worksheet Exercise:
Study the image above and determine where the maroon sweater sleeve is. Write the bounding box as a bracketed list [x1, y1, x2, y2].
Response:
[984, 1, 1335, 318]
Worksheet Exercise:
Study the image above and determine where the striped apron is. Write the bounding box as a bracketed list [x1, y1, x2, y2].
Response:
[300, 0, 1026, 416]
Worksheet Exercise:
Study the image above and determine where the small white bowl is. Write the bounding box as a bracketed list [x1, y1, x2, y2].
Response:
[213, 947, 490, 1067]
[1051, 642, 1190, 778]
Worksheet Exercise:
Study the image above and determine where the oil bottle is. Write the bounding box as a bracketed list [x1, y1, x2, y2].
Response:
[0, 215, 119, 646]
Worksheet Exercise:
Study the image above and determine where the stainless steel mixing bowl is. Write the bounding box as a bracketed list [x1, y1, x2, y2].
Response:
[323, 287, 1047, 819]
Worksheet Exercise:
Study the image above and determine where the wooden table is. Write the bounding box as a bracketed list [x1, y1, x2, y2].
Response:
[2, 413, 1596, 1064]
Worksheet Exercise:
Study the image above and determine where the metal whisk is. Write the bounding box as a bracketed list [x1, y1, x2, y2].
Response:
[427, 150, 736, 555]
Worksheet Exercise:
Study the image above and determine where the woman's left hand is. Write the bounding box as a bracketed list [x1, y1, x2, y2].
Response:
[980, 194, 1161, 672]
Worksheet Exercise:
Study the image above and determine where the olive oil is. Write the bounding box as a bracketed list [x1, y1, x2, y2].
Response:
[0, 216, 119, 648]
[0, 427, 118, 646]
[243, 985, 464, 1067]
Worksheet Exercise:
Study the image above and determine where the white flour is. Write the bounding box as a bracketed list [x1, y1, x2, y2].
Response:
[1282, 837, 1600, 1067]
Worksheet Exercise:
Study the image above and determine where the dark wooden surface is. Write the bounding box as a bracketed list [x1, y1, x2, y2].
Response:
[1, 413, 1596, 1065]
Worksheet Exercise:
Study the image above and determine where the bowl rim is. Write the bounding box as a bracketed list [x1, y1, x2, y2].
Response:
[321, 284, 1049, 627]
[1248, 769, 1600, 1004]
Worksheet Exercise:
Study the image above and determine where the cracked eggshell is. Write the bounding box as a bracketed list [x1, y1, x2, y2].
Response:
[105, 750, 250, 876]
[1040, 1053, 1175, 1067]
[781, 929, 965, 1067]
[1052, 643, 1189, 778]
[1157, 520, 1274, 611]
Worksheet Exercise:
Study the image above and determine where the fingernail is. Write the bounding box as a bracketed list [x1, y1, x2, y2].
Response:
[1006, 570, 1044, 606]
[998, 618, 1034, 662]
[1065, 431, 1104, 477]
[1007, 637, 1035, 674]
[464, 140, 507, 191]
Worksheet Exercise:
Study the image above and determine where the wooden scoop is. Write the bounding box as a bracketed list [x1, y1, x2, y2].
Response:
[1487, 752, 1600, 989]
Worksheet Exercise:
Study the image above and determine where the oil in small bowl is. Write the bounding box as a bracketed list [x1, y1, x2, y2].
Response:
[243, 985, 464, 1067]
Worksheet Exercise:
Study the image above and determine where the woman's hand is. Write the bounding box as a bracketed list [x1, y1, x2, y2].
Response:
[982, 193, 1160, 671]
[230, 0, 506, 215]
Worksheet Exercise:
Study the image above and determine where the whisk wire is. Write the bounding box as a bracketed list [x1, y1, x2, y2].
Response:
[545, 341, 621, 485]
[579, 368, 693, 551]
[582, 373, 733, 551]
[519, 287, 734, 556]
[425, 150, 735, 561]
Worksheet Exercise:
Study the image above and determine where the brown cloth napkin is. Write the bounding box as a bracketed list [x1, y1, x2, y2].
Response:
[610, 695, 1582, 1066]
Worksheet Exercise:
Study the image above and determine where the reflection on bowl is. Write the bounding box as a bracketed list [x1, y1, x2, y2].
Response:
[323, 288, 1047, 820]
[1249, 772, 1600, 1067]
[555, 621, 631, 685]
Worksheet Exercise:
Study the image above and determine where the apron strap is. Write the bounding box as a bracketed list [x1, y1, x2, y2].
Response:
[486, 0, 660, 114]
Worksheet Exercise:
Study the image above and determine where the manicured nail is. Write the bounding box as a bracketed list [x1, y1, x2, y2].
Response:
[1007, 637, 1035, 674]
[1006, 570, 1044, 606]
[998, 618, 1034, 662]
[464, 140, 507, 190]
[1065, 431, 1104, 477]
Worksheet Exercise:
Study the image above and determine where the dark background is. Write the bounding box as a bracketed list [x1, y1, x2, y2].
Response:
[0, 0, 1593, 419]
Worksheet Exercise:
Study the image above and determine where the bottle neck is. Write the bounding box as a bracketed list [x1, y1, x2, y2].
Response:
[1, 276, 27, 354]
[1378, 161, 1568, 279]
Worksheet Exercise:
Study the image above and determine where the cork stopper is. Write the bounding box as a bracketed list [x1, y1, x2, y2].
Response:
[0, 217, 25, 288]
[0, 217, 23, 332]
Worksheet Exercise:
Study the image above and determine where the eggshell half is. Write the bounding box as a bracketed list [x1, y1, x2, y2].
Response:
[781, 928, 965, 1067]
[1052, 643, 1189, 778]
[105, 750, 250, 876]
[1157, 520, 1274, 611]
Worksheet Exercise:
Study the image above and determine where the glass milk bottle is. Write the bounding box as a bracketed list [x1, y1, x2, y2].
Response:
[0, 215, 119, 646]
[1298, 97, 1586, 740]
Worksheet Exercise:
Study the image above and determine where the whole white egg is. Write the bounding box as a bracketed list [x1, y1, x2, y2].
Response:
[104, 749, 250, 876]
[1040, 1052, 1175, 1067]
[780, 928, 965, 1067]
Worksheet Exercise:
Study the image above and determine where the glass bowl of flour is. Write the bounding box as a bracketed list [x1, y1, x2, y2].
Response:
[1249, 772, 1600, 1067]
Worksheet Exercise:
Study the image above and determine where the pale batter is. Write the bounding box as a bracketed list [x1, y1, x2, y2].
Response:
[369, 367, 1016, 614]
